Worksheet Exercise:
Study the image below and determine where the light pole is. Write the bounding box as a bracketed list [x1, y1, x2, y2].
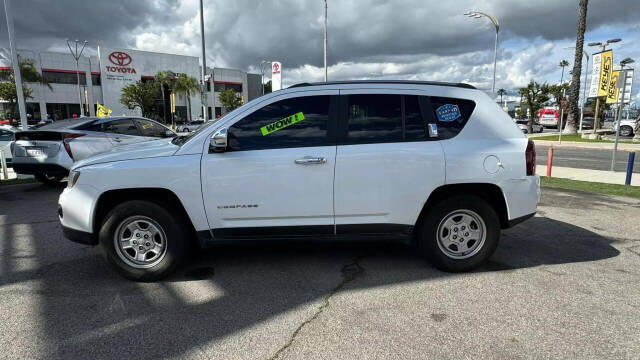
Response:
[565, 46, 589, 132]
[66, 39, 88, 117]
[588, 38, 621, 133]
[611, 57, 634, 171]
[3, 0, 27, 129]
[323, 0, 328, 82]
[464, 11, 499, 93]
[199, 0, 208, 121]
[260, 60, 272, 96]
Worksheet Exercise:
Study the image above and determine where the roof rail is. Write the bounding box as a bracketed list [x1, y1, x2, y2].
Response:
[288, 80, 476, 89]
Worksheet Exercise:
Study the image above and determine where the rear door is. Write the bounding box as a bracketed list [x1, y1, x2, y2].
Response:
[103, 118, 141, 146]
[333, 91, 445, 235]
[201, 91, 338, 239]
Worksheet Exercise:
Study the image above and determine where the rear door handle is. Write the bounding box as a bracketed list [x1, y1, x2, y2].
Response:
[113, 138, 122, 142]
[294, 156, 327, 165]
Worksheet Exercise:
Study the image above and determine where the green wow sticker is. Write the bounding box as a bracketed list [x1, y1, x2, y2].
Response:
[260, 112, 305, 135]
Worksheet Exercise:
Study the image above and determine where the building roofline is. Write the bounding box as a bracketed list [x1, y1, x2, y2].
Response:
[288, 80, 476, 89]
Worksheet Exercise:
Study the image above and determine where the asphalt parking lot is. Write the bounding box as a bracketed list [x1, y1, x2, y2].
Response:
[1, 183, 639, 359]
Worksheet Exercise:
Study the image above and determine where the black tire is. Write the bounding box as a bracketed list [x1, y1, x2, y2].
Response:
[620, 126, 633, 137]
[35, 173, 64, 185]
[99, 200, 189, 281]
[417, 195, 500, 272]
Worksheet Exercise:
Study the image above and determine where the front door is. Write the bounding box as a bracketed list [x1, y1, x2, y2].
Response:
[201, 92, 338, 239]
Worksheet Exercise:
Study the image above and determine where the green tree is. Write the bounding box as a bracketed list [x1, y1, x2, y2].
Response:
[120, 81, 157, 117]
[519, 80, 550, 133]
[173, 73, 200, 122]
[218, 88, 242, 112]
[0, 58, 51, 120]
[0, 78, 33, 105]
[154, 70, 176, 123]
[565, 0, 588, 134]
[497, 88, 507, 104]
[263, 80, 272, 95]
[558, 60, 570, 83]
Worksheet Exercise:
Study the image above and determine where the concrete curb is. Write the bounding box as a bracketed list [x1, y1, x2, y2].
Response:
[537, 165, 639, 186]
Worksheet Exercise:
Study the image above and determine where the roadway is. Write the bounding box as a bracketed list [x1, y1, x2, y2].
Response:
[536, 145, 640, 173]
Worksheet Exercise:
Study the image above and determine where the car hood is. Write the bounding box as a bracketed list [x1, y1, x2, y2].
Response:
[72, 138, 180, 169]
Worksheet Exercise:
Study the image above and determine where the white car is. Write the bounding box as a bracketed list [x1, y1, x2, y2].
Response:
[0, 125, 17, 164]
[12, 116, 175, 184]
[179, 120, 205, 132]
[614, 118, 637, 137]
[58, 80, 540, 281]
[515, 119, 544, 134]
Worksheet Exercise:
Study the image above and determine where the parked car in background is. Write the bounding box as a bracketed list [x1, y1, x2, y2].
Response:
[515, 119, 543, 133]
[538, 107, 560, 128]
[58, 80, 539, 281]
[0, 125, 17, 165]
[12, 116, 176, 184]
[179, 120, 205, 132]
[614, 118, 637, 137]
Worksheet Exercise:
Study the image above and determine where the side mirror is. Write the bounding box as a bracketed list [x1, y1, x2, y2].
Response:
[210, 128, 227, 152]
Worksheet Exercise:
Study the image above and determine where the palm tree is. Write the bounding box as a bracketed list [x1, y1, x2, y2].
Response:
[559, 60, 570, 84]
[173, 73, 201, 122]
[564, 0, 588, 135]
[497, 88, 507, 104]
[154, 70, 176, 124]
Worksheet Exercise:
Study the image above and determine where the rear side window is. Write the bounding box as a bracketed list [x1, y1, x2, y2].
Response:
[228, 95, 330, 151]
[342, 94, 428, 144]
[136, 119, 168, 138]
[0, 129, 13, 141]
[429, 97, 476, 139]
[103, 119, 139, 136]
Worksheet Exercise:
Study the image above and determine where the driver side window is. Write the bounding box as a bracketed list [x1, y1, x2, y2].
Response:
[227, 95, 331, 151]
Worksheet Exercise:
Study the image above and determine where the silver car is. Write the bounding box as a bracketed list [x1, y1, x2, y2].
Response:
[179, 120, 205, 132]
[0, 125, 17, 165]
[12, 116, 176, 184]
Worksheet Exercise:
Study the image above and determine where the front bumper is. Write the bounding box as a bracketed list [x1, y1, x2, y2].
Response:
[58, 184, 100, 244]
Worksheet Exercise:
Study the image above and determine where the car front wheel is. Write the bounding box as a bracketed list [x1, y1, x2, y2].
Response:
[620, 125, 633, 137]
[99, 200, 189, 281]
[418, 195, 500, 272]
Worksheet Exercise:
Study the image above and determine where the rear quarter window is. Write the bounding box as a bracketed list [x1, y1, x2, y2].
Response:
[429, 97, 476, 140]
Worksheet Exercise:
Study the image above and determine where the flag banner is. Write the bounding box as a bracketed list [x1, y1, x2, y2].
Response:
[96, 103, 112, 117]
[606, 70, 620, 104]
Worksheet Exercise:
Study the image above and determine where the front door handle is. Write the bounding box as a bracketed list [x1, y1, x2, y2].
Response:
[295, 156, 327, 165]
[113, 138, 122, 142]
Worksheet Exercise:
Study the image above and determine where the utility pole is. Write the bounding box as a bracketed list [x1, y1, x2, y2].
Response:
[66, 39, 88, 117]
[464, 11, 499, 93]
[323, 0, 328, 82]
[3, 0, 27, 130]
[199, 0, 208, 121]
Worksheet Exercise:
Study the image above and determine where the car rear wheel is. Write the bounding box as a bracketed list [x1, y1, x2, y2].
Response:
[620, 125, 633, 137]
[34, 173, 64, 185]
[418, 195, 500, 272]
[99, 200, 189, 281]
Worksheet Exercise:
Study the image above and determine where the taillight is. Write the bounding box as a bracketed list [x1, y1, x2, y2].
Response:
[63, 133, 85, 160]
[525, 139, 536, 176]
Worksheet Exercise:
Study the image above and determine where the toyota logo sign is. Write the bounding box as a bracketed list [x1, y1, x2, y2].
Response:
[109, 51, 132, 66]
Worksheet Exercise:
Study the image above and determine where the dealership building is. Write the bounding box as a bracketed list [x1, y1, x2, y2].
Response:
[0, 47, 262, 122]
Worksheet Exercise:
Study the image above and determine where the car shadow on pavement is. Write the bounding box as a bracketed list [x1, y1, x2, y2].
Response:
[0, 199, 622, 359]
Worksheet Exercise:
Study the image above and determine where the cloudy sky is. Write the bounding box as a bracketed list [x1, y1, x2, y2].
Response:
[1, 0, 639, 102]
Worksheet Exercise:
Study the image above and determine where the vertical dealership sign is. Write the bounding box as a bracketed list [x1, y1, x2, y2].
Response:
[605, 70, 620, 104]
[588, 50, 613, 98]
[618, 68, 634, 104]
[271, 61, 282, 91]
[98, 47, 142, 116]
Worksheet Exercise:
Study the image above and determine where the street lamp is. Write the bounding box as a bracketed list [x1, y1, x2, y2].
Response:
[564, 46, 589, 131]
[588, 38, 621, 52]
[260, 60, 273, 96]
[611, 57, 635, 171]
[464, 11, 499, 93]
[66, 39, 88, 117]
[322, 0, 328, 82]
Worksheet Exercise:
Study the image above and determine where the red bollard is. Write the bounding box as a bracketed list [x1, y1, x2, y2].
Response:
[547, 147, 553, 177]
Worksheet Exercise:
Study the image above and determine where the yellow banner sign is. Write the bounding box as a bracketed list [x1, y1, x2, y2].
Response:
[606, 70, 620, 104]
[598, 50, 613, 97]
[96, 103, 112, 118]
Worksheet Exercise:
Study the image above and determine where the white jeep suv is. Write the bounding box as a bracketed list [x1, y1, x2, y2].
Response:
[58, 81, 540, 281]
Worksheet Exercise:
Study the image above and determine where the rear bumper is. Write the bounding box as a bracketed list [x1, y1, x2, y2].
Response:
[13, 163, 68, 175]
[500, 175, 540, 223]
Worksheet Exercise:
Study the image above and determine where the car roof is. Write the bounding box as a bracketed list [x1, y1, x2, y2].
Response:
[288, 80, 476, 90]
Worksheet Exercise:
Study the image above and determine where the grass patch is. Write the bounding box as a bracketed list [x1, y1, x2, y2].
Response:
[532, 134, 634, 143]
[0, 177, 37, 187]
[541, 176, 640, 199]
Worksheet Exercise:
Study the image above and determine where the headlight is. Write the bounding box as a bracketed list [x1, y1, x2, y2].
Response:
[68, 170, 80, 188]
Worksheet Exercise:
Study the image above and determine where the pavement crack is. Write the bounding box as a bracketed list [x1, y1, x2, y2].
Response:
[268, 256, 364, 360]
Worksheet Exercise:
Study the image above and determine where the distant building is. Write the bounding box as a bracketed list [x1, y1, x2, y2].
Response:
[0, 47, 262, 123]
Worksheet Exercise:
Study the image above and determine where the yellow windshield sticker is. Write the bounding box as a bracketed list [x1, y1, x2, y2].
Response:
[260, 112, 305, 136]
[142, 123, 154, 130]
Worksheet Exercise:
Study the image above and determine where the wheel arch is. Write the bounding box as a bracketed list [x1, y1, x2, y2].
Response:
[93, 187, 198, 247]
[414, 183, 509, 234]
